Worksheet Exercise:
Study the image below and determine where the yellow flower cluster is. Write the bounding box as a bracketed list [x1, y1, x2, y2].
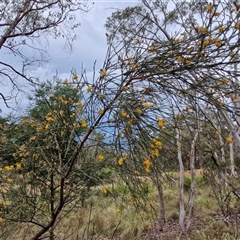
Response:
[151, 148, 159, 157]
[220, 78, 228, 85]
[226, 136, 233, 143]
[5, 165, 14, 171]
[215, 39, 221, 48]
[145, 102, 151, 109]
[148, 45, 157, 52]
[135, 107, 142, 115]
[102, 187, 108, 194]
[87, 86, 93, 92]
[73, 74, 78, 80]
[57, 96, 71, 105]
[152, 138, 162, 149]
[150, 138, 162, 157]
[218, 25, 224, 33]
[157, 118, 166, 129]
[98, 109, 104, 115]
[121, 111, 128, 118]
[81, 119, 87, 127]
[100, 69, 107, 77]
[118, 156, 127, 166]
[45, 114, 55, 122]
[185, 106, 191, 113]
[97, 155, 105, 161]
[143, 159, 151, 173]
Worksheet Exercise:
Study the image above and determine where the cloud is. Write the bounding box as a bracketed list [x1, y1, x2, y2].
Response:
[0, 1, 138, 115]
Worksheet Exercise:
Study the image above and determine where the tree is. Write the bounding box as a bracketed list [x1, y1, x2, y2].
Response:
[0, 76, 112, 239]
[0, 0, 88, 107]
[104, 0, 240, 234]
[105, 0, 240, 150]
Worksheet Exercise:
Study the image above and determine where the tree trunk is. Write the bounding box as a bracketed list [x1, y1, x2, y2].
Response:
[176, 127, 186, 234]
[229, 132, 237, 176]
[186, 131, 198, 232]
[156, 178, 165, 231]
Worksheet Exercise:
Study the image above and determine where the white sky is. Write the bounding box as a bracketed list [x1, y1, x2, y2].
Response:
[1, 0, 139, 116]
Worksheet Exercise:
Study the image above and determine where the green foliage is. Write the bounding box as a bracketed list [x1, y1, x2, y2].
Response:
[184, 176, 191, 191]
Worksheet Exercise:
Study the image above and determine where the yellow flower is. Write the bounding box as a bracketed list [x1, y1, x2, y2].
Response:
[234, 22, 240, 30]
[151, 148, 159, 157]
[87, 86, 92, 92]
[81, 119, 87, 127]
[215, 130, 220, 135]
[29, 136, 36, 141]
[185, 59, 192, 65]
[206, 4, 212, 13]
[97, 155, 105, 161]
[98, 109, 104, 115]
[143, 159, 151, 173]
[220, 78, 228, 85]
[226, 137, 233, 143]
[199, 26, 207, 33]
[100, 69, 107, 77]
[134, 170, 140, 175]
[186, 106, 191, 113]
[177, 114, 182, 119]
[203, 40, 209, 47]
[99, 93, 105, 99]
[116, 206, 121, 213]
[130, 63, 138, 69]
[118, 156, 126, 166]
[45, 124, 50, 130]
[135, 107, 142, 115]
[75, 102, 83, 107]
[128, 119, 134, 126]
[0, 201, 7, 207]
[7, 178, 12, 183]
[215, 39, 221, 48]
[102, 187, 108, 194]
[121, 111, 128, 118]
[218, 25, 224, 33]
[197, 41, 202, 47]
[16, 163, 21, 170]
[230, 51, 235, 58]
[176, 56, 183, 63]
[145, 102, 151, 109]
[148, 45, 157, 52]
[152, 139, 162, 149]
[73, 74, 78, 80]
[45, 115, 55, 122]
[157, 118, 166, 129]
[0, 217, 3, 223]
[5, 165, 14, 171]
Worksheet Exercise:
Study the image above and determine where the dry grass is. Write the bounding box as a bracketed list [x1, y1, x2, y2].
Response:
[1, 171, 239, 239]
